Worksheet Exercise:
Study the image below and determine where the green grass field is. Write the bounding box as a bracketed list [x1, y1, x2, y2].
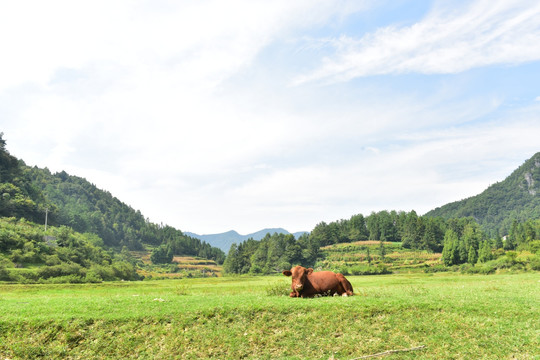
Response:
[1, 272, 538, 359]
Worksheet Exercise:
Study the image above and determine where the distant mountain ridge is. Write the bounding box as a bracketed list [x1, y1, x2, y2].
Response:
[186, 228, 309, 252]
[425, 152, 540, 236]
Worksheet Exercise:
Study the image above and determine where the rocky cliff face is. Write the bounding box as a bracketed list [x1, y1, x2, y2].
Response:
[521, 156, 540, 196]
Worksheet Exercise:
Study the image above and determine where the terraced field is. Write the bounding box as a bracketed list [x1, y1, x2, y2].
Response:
[317, 241, 442, 274]
[130, 251, 222, 279]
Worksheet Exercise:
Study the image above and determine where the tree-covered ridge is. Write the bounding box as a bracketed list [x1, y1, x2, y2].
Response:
[0, 134, 48, 223]
[426, 152, 540, 237]
[0, 134, 225, 266]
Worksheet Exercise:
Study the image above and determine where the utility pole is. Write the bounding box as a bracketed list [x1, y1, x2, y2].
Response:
[44, 207, 49, 232]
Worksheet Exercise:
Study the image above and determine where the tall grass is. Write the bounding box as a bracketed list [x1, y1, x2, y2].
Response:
[1, 273, 538, 359]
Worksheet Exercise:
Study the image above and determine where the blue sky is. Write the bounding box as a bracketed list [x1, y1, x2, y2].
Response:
[1, 0, 539, 234]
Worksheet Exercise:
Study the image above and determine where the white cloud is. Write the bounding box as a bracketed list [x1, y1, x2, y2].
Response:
[1, 0, 372, 233]
[0, 0, 365, 92]
[1, 0, 364, 170]
[294, 0, 540, 84]
[2, 1, 539, 234]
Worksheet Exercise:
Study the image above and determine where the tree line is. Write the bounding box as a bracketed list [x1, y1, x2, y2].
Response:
[309, 210, 446, 252]
[223, 211, 540, 274]
[442, 218, 540, 267]
[223, 232, 320, 274]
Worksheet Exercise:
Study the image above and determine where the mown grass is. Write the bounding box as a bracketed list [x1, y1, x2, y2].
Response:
[1, 273, 538, 359]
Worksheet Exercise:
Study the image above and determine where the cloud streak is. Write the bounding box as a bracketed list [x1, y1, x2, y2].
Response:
[294, 0, 540, 84]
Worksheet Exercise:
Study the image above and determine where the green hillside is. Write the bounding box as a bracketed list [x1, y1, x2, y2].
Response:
[425, 152, 540, 236]
[0, 217, 139, 283]
[1, 134, 225, 283]
[23, 166, 224, 262]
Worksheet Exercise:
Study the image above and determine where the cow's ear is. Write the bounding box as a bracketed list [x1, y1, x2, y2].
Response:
[307, 268, 314, 275]
[282, 270, 292, 277]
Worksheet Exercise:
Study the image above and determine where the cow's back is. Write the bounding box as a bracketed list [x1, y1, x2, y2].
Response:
[307, 271, 341, 293]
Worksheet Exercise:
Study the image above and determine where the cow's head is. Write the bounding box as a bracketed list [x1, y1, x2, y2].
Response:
[282, 265, 313, 292]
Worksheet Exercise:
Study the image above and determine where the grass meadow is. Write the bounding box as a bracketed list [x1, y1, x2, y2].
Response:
[0, 272, 538, 359]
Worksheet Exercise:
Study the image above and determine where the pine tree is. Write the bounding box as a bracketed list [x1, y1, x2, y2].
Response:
[505, 221, 518, 250]
[378, 240, 386, 262]
[468, 245, 478, 265]
[463, 224, 479, 264]
[442, 230, 458, 266]
[223, 243, 240, 274]
[495, 235, 503, 250]
[478, 241, 492, 263]
[457, 237, 468, 264]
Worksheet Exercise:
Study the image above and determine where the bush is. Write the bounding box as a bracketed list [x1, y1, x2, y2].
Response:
[464, 264, 496, 275]
[528, 240, 540, 254]
[0, 265, 12, 281]
[348, 264, 391, 275]
[88, 264, 115, 281]
[85, 270, 103, 283]
[12, 268, 39, 282]
[45, 254, 62, 266]
[112, 261, 139, 281]
[265, 282, 290, 297]
[38, 263, 85, 279]
[529, 255, 540, 271]
[150, 245, 173, 264]
[423, 265, 449, 273]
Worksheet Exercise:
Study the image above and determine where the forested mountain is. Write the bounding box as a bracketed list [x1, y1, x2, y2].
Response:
[0, 136, 48, 223]
[0, 134, 225, 267]
[425, 152, 540, 237]
[186, 228, 309, 252]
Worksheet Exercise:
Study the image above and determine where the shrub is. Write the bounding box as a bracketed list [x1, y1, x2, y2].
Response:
[85, 270, 103, 283]
[265, 282, 290, 296]
[529, 255, 540, 271]
[528, 240, 540, 254]
[423, 265, 449, 273]
[38, 263, 84, 279]
[0, 265, 11, 281]
[13, 268, 39, 282]
[44, 275, 85, 284]
[88, 264, 115, 281]
[112, 261, 139, 281]
[348, 264, 391, 275]
[464, 264, 495, 275]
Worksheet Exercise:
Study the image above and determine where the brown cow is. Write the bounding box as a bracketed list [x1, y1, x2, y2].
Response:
[282, 265, 354, 298]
